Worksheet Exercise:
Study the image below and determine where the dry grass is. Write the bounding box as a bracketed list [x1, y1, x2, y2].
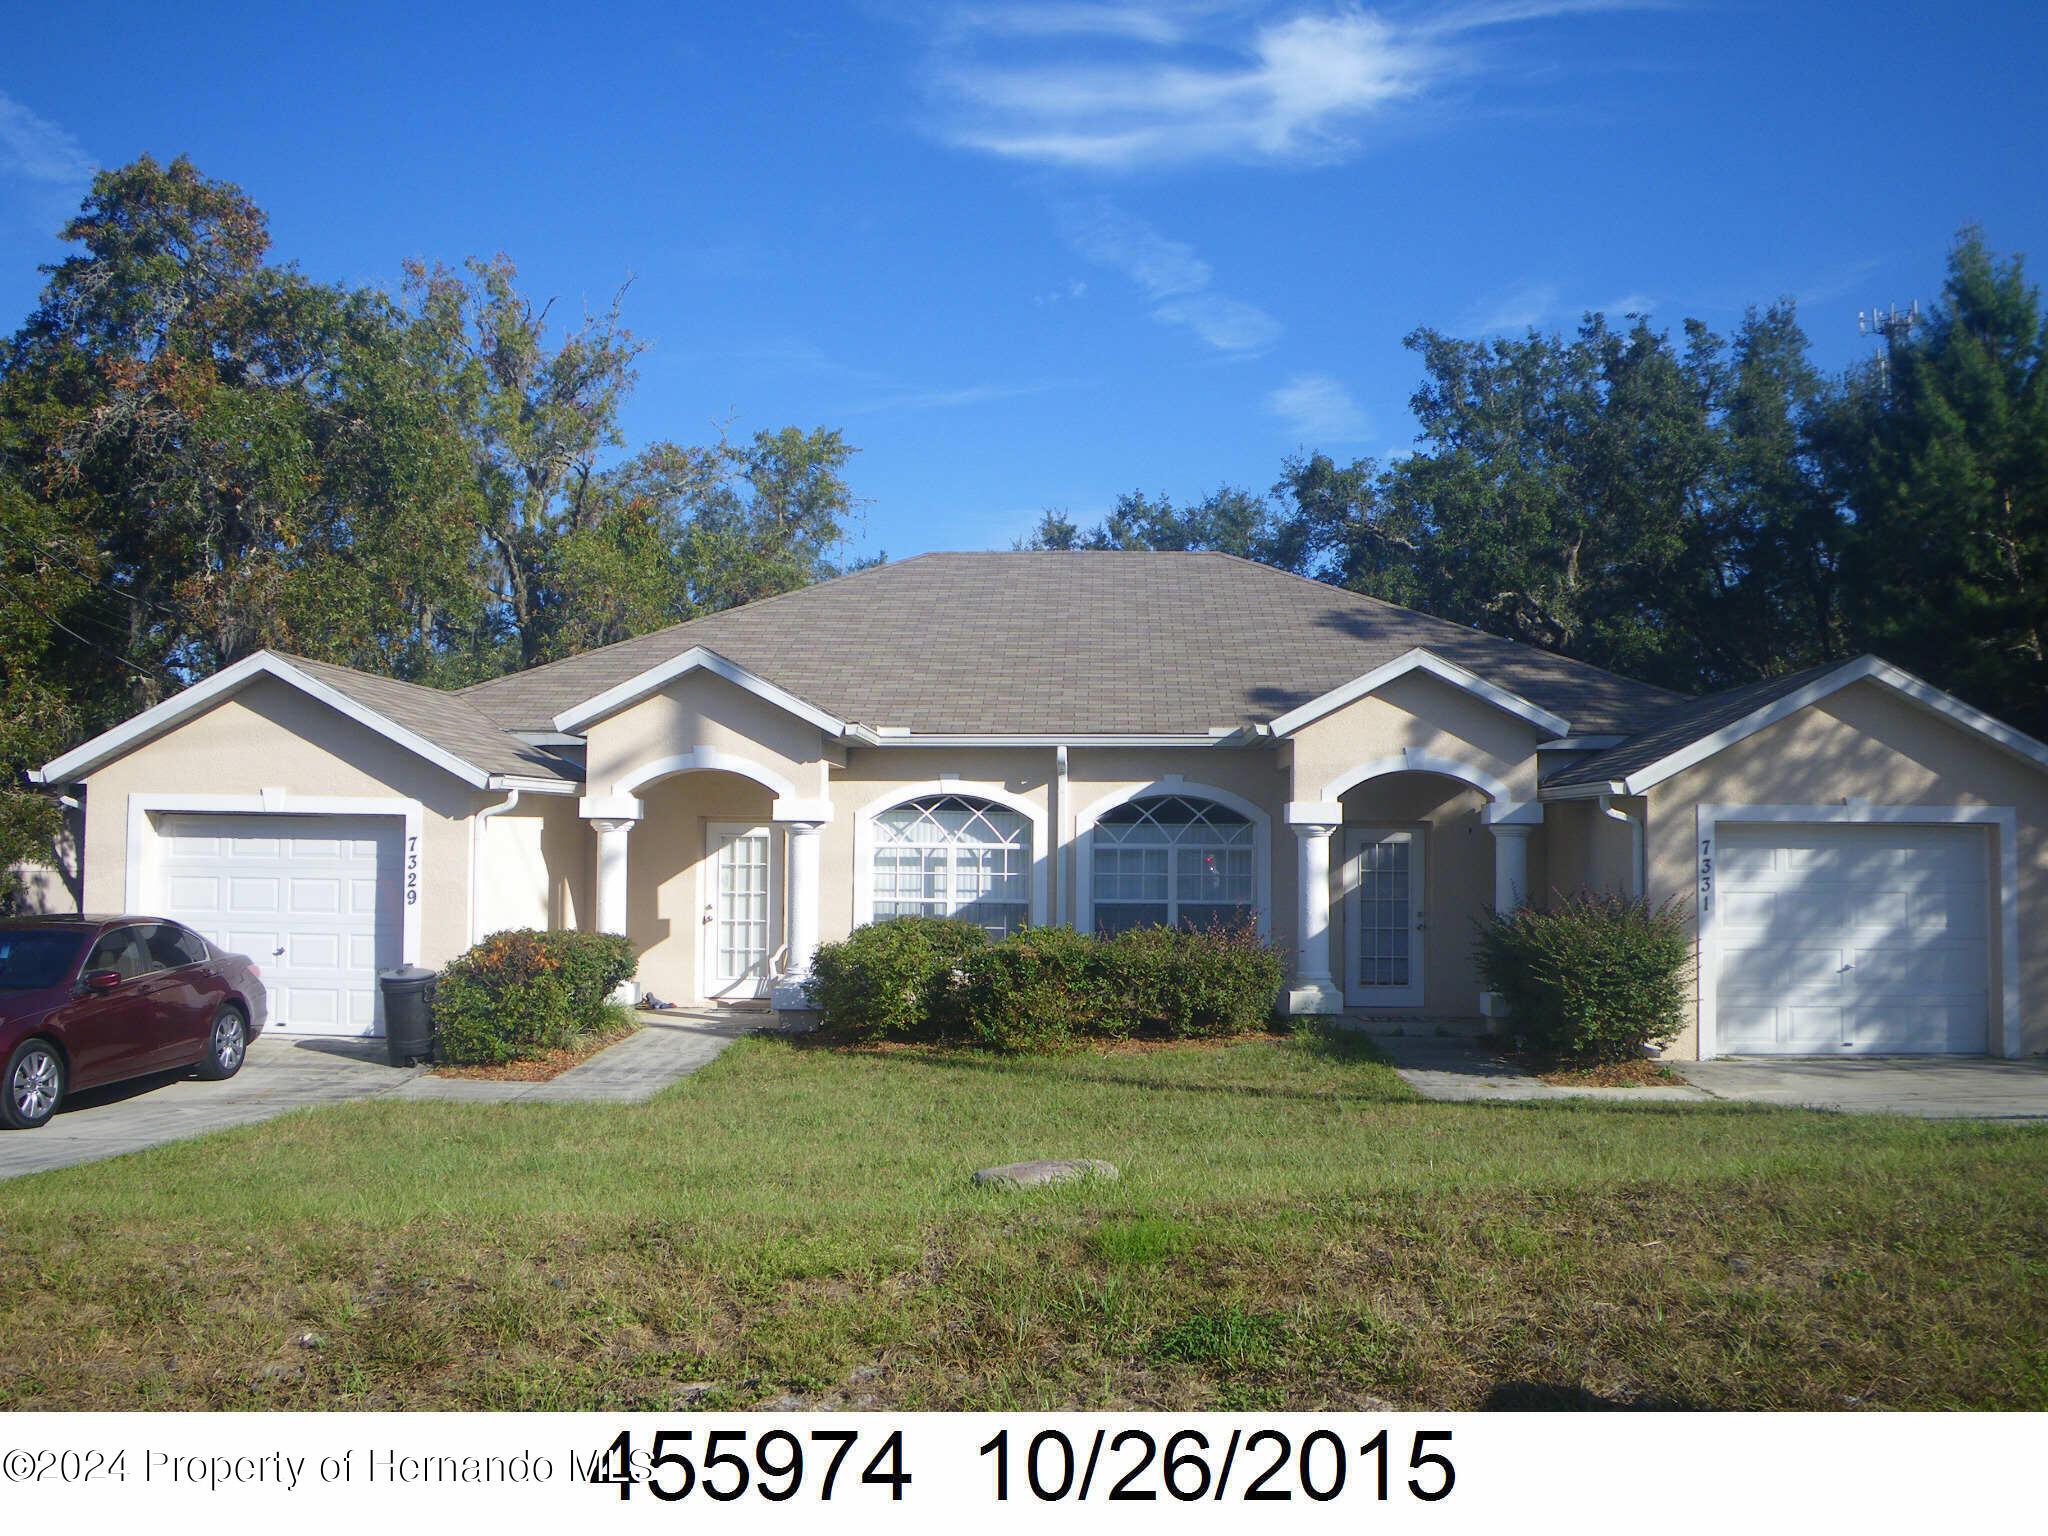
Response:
[1, 1028, 2044, 1412]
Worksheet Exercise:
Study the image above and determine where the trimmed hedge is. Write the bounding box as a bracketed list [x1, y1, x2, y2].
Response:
[1473, 890, 1691, 1064]
[432, 928, 637, 1065]
[1101, 918, 1285, 1038]
[804, 916, 988, 1039]
[807, 917, 1285, 1052]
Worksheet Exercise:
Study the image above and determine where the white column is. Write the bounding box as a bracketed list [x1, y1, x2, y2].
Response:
[590, 818, 635, 936]
[586, 814, 640, 1003]
[773, 819, 827, 1009]
[1490, 821, 1534, 912]
[1283, 802, 1344, 1015]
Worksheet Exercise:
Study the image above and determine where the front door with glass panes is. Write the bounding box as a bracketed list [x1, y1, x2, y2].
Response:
[703, 822, 776, 999]
[1343, 827, 1424, 1007]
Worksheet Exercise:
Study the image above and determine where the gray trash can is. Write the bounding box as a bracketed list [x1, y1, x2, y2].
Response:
[379, 965, 438, 1066]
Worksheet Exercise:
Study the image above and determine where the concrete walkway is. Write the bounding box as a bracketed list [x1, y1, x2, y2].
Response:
[1370, 1034, 1713, 1105]
[1677, 1056, 2048, 1119]
[392, 1007, 751, 1104]
[0, 1034, 424, 1180]
[0, 1008, 755, 1180]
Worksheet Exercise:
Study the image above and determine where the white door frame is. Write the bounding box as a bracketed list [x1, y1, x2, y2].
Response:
[1696, 804, 2020, 1059]
[700, 820, 779, 1001]
[1343, 825, 1426, 1008]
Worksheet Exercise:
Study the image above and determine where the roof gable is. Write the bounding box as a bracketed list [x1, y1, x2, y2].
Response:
[551, 645, 847, 736]
[1266, 648, 1572, 738]
[1543, 656, 2048, 796]
[33, 652, 577, 790]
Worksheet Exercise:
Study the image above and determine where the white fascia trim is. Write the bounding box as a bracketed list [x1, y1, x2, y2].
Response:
[487, 774, 579, 795]
[1072, 779, 1272, 939]
[36, 651, 493, 790]
[851, 781, 1049, 929]
[1623, 656, 2048, 796]
[550, 646, 846, 736]
[1541, 780, 1629, 801]
[1266, 648, 1571, 740]
[125, 792, 426, 967]
[611, 746, 800, 803]
[1695, 803, 2022, 1061]
[857, 733, 1224, 748]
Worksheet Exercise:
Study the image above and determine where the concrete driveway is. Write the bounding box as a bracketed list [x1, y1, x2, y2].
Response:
[0, 1035, 423, 1181]
[1677, 1057, 2048, 1119]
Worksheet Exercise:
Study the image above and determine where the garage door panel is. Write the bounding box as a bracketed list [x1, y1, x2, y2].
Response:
[228, 876, 282, 911]
[167, 874, 222, 911]
[157, 812, 401, 1038]
[1716, 823, 1989, 1056]
[1720, 942, 1847, 993]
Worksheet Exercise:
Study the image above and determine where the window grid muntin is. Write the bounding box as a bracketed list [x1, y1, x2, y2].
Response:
[716, 830, 772, 978]
[872, 794, 1031, 937]
[1093, 795, 1256, 933]
[1355, 837, 1412, 988]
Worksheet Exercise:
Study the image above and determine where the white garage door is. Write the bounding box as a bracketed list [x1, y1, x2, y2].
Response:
[157, 813, 403, 1036]
[1716, 823, 1990, 1055]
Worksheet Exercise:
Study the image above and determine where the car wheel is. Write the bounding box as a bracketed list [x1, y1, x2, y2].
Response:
[196, 1005, 248, 1081]
[2, 1038, 64, 1130]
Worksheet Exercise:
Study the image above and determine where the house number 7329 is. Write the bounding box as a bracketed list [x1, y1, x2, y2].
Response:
[406, 834, 419, 906]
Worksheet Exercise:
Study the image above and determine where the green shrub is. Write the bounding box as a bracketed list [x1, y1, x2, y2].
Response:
[431, 928, 638, 1065]
[805, 916, 989, 1038]
[1473, 890, 1691, 1064]
[958, 925, 1110, 1052]
[1099, 920, 1285, 1037]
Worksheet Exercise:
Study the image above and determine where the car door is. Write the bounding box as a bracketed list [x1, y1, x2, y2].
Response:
[62, 925, 163, 1086]
[145, 923, 220, 1067]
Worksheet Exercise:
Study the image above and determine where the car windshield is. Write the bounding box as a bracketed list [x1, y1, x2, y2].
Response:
[0, 930, 87, 991]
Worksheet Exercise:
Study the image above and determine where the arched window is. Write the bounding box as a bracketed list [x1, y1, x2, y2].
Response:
[872, 795, 1032, 937]
[1092, 794, 1256, 935]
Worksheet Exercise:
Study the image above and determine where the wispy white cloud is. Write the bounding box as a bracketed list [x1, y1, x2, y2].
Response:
[1461, 280, 1560, 333]
[1267, 372, 1369, 440]
[1599, 290, 1655, 315]
[1058, 198, 1280, 352]
[927, 1, 1661, 170]
[846, 378, 1071, 414]
[0, 91, 92, 234]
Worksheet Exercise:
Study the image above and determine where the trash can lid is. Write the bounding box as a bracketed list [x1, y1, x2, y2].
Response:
[378, 964, 438, 982]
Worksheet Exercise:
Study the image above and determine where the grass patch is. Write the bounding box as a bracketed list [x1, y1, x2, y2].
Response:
[1, 1030, 2045, 1411]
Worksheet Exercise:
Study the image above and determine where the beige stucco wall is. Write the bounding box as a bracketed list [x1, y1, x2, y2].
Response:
[583, 670, 833, 802]
[482, 794, 591, 935]
[72, 677, 494, 969]
[1644, 680, 2048, 1058]
[1286, 670, 1543, 808]
[625, 770, 780, 1003]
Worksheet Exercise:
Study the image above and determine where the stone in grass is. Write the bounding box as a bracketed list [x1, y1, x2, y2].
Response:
[971, 1158, 1119, 1189]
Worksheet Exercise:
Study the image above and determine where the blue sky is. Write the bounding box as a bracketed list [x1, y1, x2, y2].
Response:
[4, 1, 2045, 559]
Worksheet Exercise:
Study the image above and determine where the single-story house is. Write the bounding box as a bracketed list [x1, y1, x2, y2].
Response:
[30, 551, 2048, 1059]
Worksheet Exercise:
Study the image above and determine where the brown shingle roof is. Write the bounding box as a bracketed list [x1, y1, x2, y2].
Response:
[457, 551, 1683, 736]
[278, 654, 580, 782]
[1540, 662, 1846, 791]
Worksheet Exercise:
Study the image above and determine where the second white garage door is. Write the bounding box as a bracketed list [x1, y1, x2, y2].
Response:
[157, 812, 403, 1036]
[1715, 822, 1991, 1055]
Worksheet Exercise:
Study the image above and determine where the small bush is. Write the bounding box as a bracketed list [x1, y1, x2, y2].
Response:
[805, 916, 989, 1038]
[1473, 890, 1691, 1065]
[1099, 920, 1285, 1038]
[958, 925, 1108, 1052]
[432, 928, 638, 1066]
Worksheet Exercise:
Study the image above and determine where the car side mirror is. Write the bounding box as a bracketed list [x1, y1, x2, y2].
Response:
[81, 969, 122, 993]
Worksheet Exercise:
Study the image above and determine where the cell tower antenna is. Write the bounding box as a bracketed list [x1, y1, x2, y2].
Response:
[1857, 300, 1922, 391]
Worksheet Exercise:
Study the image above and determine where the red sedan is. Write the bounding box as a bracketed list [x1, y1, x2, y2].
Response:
[0, 915, 268, 1130]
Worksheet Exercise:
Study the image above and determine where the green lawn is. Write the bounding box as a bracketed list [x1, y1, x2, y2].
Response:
[4, 1029, 2046, 1411]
